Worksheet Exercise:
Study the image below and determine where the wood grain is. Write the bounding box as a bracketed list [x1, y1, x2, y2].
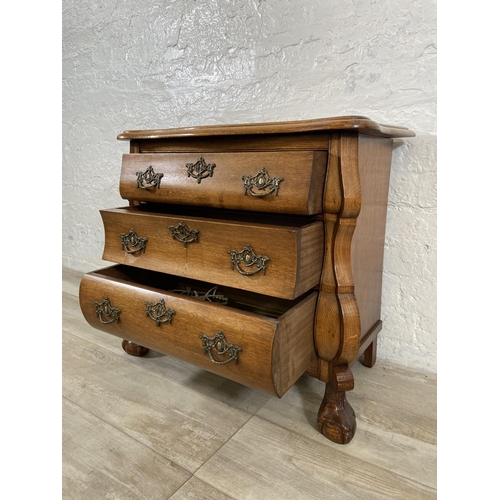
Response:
[322, 133, 342, 213]
[80, 113, 416, 449]
[63, 280, 271, 414]
[100, 206, 323, 300]
[272, 292, 317, 397]
[313, 291, 340, 362]
[119, 151, 328, 215]
[117, 116, 415, 141]
[137, 133, 330, 153]
[351, 134, 394, 339]
[79, 266, 317, 396]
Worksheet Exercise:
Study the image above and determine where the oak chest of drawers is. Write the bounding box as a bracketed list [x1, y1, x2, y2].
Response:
[79, 116, 414, 444]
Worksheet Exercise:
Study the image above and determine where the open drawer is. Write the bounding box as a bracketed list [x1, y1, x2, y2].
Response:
[79, 265, 317, 397]
[100, 205, 324, 300]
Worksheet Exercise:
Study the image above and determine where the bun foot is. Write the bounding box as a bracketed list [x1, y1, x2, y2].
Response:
[317, 365, 356, 444]
[121, 340, 149, 357]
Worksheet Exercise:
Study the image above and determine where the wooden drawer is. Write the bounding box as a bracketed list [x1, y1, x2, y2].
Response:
[119, 151, 328, 215]
[79, 265, 317, 397]
[100, 205, 324, 300]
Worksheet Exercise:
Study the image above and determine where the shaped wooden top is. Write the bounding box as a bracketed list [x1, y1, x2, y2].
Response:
[117, 116, 415, 141]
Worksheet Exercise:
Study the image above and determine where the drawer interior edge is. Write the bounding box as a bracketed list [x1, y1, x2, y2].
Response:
[85, 265, 315, 319]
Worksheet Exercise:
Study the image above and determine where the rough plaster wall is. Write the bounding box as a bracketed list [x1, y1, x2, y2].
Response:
[62, 0, 437, 373]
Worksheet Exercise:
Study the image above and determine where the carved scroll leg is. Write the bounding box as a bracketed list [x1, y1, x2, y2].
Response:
[121, 340, 149, 357]
[317, 365, 356, 444]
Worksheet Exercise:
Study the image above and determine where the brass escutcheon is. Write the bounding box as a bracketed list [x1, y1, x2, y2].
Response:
[168, 221, 199, 247]
[242, 168, 284, 197]
[199, 331, 241, 365]
[93, 297, 121, 324]
[144, 299, 176, 326]
[186, 157, 216, 183]
[119, 228, 148, 254]
[136, 165, 164, 189]
[228, 244, 270, 276]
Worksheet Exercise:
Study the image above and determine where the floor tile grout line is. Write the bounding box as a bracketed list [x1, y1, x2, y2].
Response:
[189, 414, 253, 478]
[63, 328, 205, 476]
[62, 323, 271, 418]
[166, 476, 239, 500]
[62, 394, 194, 480]
[65, 321, 435, 425]
[62, 329, 261, 478]
[223, 412, 437, 493]
[62, 320, 435, 448]
[163, 475, 193, 500]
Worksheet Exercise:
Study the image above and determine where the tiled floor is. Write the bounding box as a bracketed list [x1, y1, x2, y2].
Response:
[63, 267, 437, 499]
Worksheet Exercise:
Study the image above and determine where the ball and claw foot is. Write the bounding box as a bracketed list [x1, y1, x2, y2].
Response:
[121, 340, 149, 357]
[317, 365, 357, 445]
[317, 391, 357, 444]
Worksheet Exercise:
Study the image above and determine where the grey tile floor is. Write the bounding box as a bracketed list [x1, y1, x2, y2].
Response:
[63, 267, 437, 499]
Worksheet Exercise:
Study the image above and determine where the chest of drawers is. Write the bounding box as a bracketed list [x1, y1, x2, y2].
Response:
[79, 116, 414, 444]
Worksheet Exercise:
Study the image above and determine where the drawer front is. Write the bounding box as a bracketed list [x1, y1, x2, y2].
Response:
[119, 151, 328, 215]
[79, 266, 317, 397]
[100, 207, 324, 300]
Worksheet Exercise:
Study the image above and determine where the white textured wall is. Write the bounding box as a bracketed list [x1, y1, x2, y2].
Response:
[62, 0, 437, 372]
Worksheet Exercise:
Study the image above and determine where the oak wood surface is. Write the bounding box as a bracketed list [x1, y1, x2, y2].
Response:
[100, 206, 324, 300]
[137, 133, 331, 153]
[327, 133, 363, 367]
[117, 116, 415, 140]
[322, 133, 342, 214]
[80, 115, 416, 447]
[79, 265, 317, 396]
[64, 279, 271, 414]
[122, 339, 149, 357]
[357, 320, 383, 367]
[317, 365, 356, 443]
[272, 292, 318, 398]
[351, 134, 394, 339]
[120, 151, 328, 215]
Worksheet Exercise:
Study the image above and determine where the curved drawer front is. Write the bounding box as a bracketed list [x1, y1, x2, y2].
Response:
[119, 151, 328, 215]
[100, 207, 324, 300]
[79, 265, 317, 397]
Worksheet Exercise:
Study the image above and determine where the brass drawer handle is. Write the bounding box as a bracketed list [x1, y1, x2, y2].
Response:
[228, 244, 270, 276]
[200, 331, 241, 365]
[119, 228, 148, 254]
[168, 221, 199, 247]
[145, 299, 175, 326]
[93, 297, 121, 324]
[136, 165, 164, 189]
[186, 156, 216, 183]
[242, 168, 284, 197]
